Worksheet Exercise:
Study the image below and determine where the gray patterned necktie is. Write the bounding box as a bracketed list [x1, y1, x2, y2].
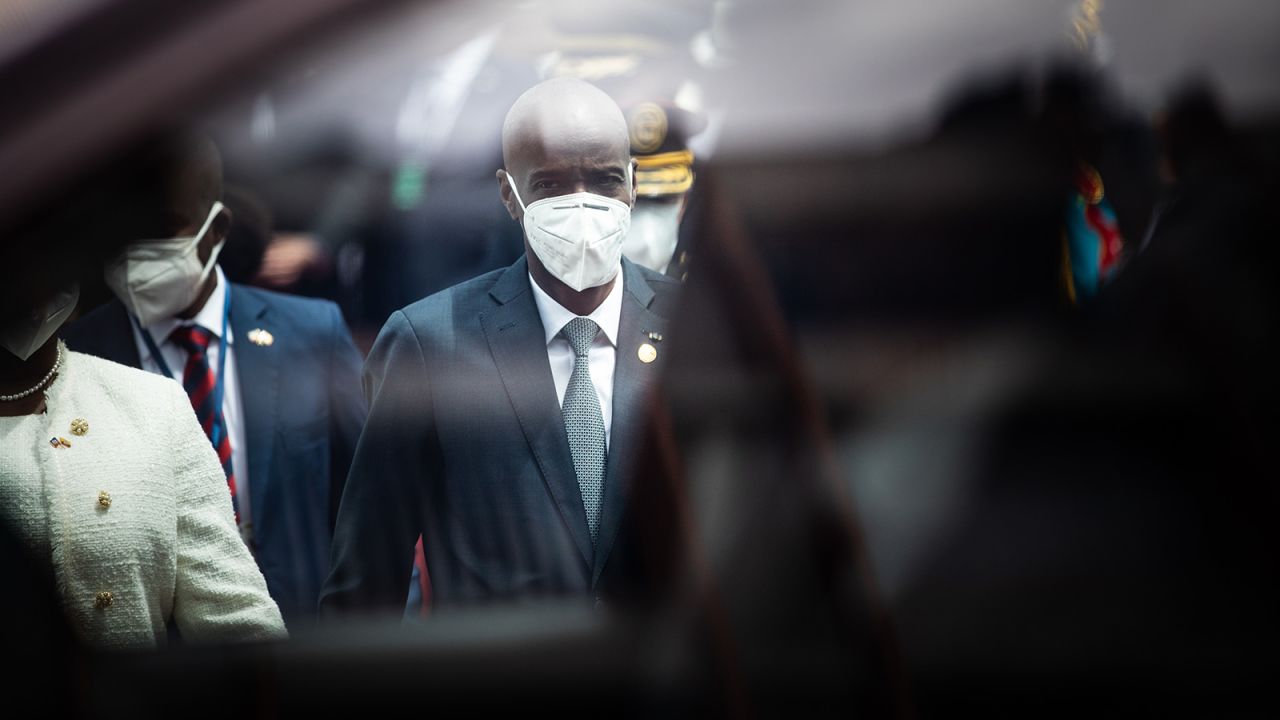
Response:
[560, 316, 606, 545]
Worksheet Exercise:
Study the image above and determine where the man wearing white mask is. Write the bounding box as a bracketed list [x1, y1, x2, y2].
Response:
[322, 78, 680, 615]
[65, 133, 367, 630]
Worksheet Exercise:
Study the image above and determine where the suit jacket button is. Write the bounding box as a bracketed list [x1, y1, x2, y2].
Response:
[94, 591, 113, 610]
[97, 490, 112, 510]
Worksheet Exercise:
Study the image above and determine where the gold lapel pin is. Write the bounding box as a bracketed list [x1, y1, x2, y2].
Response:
[638, 343, 658, 364]
[247, 328, 274, 347]
[70, 418, 89, 436]
[645, 331, 663, 343]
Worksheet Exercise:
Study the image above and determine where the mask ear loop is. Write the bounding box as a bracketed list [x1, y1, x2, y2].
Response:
[172, 200, 227, 251]
[189, 201, 226, 248]
[503, 171, 527, 212]
[194, 202, 229, 289]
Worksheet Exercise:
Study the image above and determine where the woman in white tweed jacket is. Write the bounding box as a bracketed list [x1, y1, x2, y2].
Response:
[0, 345, 286, 648]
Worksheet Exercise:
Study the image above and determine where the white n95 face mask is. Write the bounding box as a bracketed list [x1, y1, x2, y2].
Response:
[623, 199, 683, 274]
[505, 171, 631, 292]
[0, 284, 79, 361]
[103, 201, 226, 326]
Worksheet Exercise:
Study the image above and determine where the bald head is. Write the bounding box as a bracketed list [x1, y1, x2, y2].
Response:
[498, 78, 635, 221]
[502, 78, 629, 169]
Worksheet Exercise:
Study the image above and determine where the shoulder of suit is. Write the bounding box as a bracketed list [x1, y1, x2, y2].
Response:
[231, 283, 341, 328]
[396, 265, 509, 324]
[62, 298, 126, 347]
[630, 263, 683, 314]
[633, 263, 682, 291]
[232, 282, 338, 314]
[70, 297, 125, 326]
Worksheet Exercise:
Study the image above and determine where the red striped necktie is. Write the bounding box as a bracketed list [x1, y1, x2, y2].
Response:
[168, 325, 240, 524]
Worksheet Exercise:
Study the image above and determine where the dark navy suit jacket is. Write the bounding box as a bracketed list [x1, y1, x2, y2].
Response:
[320, 256, 679, 614]
[64, 282, 367, 628]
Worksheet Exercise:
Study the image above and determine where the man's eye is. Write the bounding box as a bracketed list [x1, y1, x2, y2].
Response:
[533, 180, 559, 190]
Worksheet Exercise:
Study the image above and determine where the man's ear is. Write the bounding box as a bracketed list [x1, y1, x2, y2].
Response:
[211, 204, 234, 243]
[496, 169, 521, 221]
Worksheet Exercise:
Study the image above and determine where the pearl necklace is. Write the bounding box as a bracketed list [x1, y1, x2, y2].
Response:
[0, 340, 66, 402]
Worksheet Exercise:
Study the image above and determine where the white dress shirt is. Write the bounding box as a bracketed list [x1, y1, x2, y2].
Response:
[129, 266, 252, 534]
[528, 269, 624, 449]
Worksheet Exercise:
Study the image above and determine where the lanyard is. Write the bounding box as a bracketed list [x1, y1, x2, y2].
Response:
[134, 288, 231, 448]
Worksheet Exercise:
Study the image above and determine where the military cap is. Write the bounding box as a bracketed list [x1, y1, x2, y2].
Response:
[624, 100, 706, 197]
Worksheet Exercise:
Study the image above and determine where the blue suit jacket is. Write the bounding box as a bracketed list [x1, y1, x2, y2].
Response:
[64, 283, 367, 627]
[320, 256, 680, 614]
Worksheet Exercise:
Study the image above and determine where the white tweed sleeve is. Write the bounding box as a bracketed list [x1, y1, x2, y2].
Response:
[166, 382, 287, 642]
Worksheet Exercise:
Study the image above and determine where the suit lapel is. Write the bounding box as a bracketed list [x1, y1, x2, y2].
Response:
[592, 260, 666, 585]
[481, 258, 595, 570]
[228, 284, 277, 524]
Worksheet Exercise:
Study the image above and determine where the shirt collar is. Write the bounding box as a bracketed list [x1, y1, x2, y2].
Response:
[528, 267, 623, 348]
[138, 266, 233, 355]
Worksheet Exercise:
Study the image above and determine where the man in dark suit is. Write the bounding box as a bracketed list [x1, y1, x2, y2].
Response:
[65, 133, 367, 629]
[321, 78, 680, 615]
